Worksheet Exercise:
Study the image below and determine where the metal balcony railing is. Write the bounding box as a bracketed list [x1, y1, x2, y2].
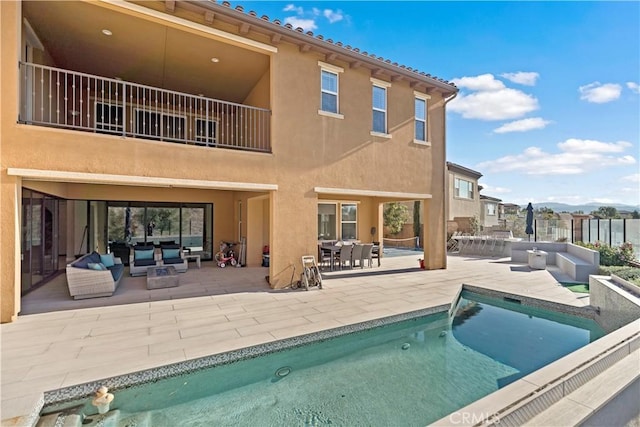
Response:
[19, 62, 271, 152]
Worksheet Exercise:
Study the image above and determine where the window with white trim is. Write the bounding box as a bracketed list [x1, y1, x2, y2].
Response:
[454, 178, 474, 200]
[318, 62, 343, 117]
[487, 203, 496, 216]
[341, 203, 358, 240]
[372, 84, 387, 134]
[414, 91, 430, 143]
[317, 202, 358, 240]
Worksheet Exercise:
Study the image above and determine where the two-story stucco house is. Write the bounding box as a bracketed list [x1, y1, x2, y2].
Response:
[0, 1, 458, 323]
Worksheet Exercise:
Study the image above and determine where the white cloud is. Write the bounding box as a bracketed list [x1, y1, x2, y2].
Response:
[478, 183, 512, 195]
[283, 4, 303, 14]
[621, 173, 640, 183]
[627, 82, 640, 94]
[284, 17, 317, 31]
[451, 74, 505, 91]
[501, 72, 539, 86]
[579, 82, 622, 103]
[493, 117, 551, 134]
[449, 73, 539, 121]
[449, 88, 539, 121]
[477, 138, 636, 175]
[324, 9, 344, 23]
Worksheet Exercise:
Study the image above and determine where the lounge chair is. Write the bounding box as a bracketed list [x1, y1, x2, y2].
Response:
[129, 245, 160, 276]
[160, 244, 188, 273]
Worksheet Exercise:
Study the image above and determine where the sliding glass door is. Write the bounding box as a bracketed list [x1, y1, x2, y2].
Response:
[21, 189, 60, 294]
[107, 202, 213, 260]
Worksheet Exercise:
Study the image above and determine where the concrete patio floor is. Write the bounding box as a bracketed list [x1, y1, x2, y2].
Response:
[1, 254, 589, 425]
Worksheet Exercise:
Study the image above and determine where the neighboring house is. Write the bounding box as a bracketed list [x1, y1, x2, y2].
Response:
[446, 162, 482, 232]
[499, 203, 521, 219]
[480, 195, 502, 229]
[0, 1, 458, 322]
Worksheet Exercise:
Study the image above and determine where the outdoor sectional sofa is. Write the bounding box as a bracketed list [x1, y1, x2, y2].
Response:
[66, 251, 124, 299]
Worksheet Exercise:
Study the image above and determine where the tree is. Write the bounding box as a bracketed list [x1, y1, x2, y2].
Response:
[591, 206, 620, 219]
[383, 202, 410, 235]
[631, 210, 639, 219]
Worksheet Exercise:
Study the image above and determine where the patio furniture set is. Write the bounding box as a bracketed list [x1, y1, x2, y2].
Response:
[318, 241, 380, 271]
[447, 231, 517, 257]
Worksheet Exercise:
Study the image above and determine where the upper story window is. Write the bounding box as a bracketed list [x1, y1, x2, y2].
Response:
[454, 178, 474, 200]
[487, 203, 496, 216]
[371, 78, 391, 136]
[414, 91, 430, 144]
[318, 61, 344, 119]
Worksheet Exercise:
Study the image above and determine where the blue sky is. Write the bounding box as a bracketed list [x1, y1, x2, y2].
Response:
[242, 1, 640, 207]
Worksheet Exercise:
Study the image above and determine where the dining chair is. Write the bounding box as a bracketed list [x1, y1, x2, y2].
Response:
[361, 243, 374, 268]
[338, 244, 353, 270]
[351, 244, 364, 268]
[371, 241, 381, 267]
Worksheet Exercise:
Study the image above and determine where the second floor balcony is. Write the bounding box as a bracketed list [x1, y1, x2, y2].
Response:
[19, 62, 271, 153]
[19, 1, 272, 153]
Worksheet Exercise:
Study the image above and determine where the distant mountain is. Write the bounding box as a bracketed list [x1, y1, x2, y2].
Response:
[533, 202, 640, 213]
[531, 202, 640, 213]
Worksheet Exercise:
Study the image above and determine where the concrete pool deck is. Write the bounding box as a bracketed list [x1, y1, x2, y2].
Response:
[0, 254, 605, 425]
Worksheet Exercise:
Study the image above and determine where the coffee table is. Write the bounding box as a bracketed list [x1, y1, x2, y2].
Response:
[183, 253, 201, 268]
[146, 265, 179, 289]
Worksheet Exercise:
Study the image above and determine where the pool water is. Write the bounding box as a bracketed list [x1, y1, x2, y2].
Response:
[44, 291, 605, 426]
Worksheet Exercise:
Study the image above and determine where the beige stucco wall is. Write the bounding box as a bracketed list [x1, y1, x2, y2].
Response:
[447, 170, 480, 221]
[1, 1, 450, 322]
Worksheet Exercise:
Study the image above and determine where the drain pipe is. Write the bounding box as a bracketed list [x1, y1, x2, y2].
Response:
[442, 91, 458, 269]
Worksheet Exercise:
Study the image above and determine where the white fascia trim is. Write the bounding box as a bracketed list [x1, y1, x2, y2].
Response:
[370, 77, 391, 88]
[98, 0, 277, 54]
[8, 168, 278, 191]
[318, 61, 344, 74]
[314, 187, 432, 200]
[413, 91, 431, 100]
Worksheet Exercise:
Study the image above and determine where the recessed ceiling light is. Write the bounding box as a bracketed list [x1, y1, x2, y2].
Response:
[211, 57, 220, 63]
[102, 29, 112, 36]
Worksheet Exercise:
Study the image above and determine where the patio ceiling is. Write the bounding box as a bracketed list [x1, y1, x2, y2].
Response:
[22, 1, 270, 103]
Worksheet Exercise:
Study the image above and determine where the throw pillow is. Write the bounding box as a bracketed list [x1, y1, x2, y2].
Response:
[100, 253, 115, 268]
[135, 249, 155, 261]
[162, 248, 181, 259]
[88, 262, 107, 271]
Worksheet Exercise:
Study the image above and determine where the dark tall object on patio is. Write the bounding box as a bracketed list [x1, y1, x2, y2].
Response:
[525, 202, 534, 241]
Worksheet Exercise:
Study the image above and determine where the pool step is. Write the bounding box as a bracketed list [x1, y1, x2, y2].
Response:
[35, 412, 82, 427]
[35, 408, 154, 427]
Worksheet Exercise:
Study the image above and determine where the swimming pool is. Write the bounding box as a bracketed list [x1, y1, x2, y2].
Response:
[41, 290, 605, 426]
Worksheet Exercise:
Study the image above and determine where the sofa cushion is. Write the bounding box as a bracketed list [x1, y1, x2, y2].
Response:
[134, 258, 156, 267]
[88, 251, 102, 263]
[109, 263, 125, 282]
[163, 257, 184, 265]
[88, 262, 107, 271]
[100, 253, 116, 268]
[134, 248, 155, 261]
[73, 256, 92, 269]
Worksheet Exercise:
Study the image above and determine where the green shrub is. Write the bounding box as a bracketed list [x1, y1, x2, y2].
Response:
[575, 241, 635, 266]
[598, 266, 640, 286]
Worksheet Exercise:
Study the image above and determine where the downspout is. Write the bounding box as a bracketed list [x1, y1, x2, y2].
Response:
[442, 91, 458, 269]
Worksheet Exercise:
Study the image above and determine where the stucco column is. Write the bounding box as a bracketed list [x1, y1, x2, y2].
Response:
[423, 198, 446, 269]
[1, 175, 21, 322]
[1, 1, 22, 323]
